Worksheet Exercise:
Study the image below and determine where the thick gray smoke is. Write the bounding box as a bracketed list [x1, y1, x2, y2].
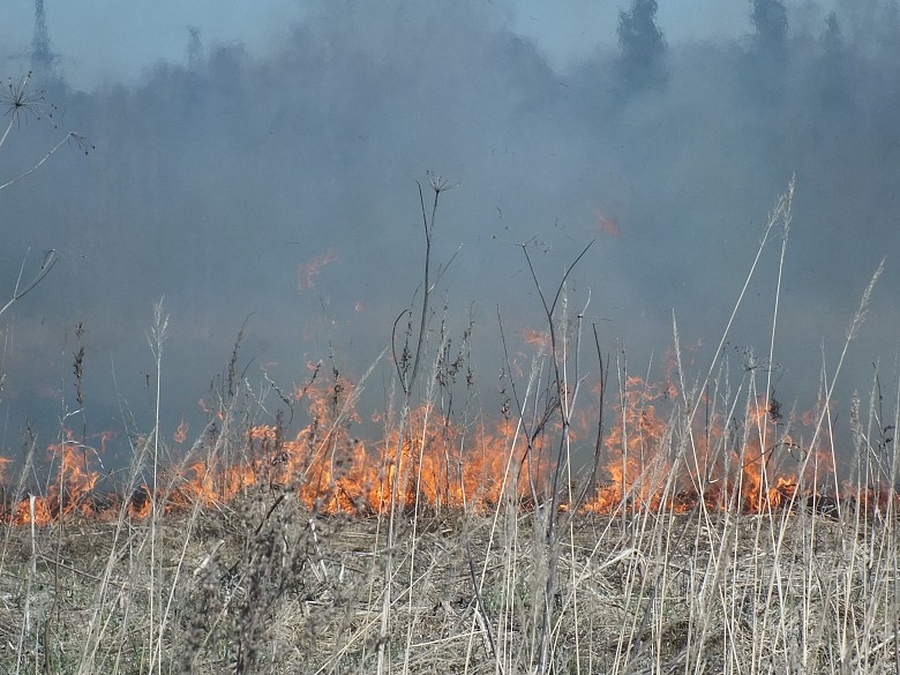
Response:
[1, 0, 899, 470]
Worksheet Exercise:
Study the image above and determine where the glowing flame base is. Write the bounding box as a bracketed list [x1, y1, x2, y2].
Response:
[3, 375, 898, 525]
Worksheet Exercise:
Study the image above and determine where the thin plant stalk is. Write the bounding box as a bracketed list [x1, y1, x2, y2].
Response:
[146, 299, 168, 675]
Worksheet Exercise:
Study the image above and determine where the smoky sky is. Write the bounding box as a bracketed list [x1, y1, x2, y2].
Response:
[1, 0, 899, 471]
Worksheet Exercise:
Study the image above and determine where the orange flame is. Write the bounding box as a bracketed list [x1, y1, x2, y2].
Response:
[10, 431, 111, 525]
[0, 456, 11, 484]
[2, 366, 897, 523]
[524, 327, 549, 350]
[595, 211, 621, 239]
[298, 249, 338, 293]
[173, 417, 189, 444]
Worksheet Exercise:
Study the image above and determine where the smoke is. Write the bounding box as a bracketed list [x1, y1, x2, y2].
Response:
[1, 0, 899, 468]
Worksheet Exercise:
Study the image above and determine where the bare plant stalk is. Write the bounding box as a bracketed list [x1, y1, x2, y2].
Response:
[402, 350, 447, 675]
[762, 176, 793, 458]
[146, 299, 168, 675]
[76, 427, 152, 674]
[14, 496, 38, 675]
[753, 258, 885, 672]
[568, 322, 607, 512]
[407, 181, 438, 393]
[0, 249, 60, 318]
[519, 241, 593, 673]
[0, 72, 92, 193]
[380, 177, 456, 674]
[615, 347, 628, 520]
[689, 185, 788, 426]
[397, 176, 455, 396]
[0, 131, 92, 192]
[0, 74, 89, 326]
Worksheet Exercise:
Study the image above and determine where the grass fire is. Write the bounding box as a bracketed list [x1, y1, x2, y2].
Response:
[1, 181, 899, 674]
[3, 368, 895, 526]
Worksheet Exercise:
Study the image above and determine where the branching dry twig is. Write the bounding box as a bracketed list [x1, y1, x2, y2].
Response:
[0, 249, 59, 318]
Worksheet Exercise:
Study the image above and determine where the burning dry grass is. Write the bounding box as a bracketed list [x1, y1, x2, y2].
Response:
[2, 182, 898, 673]
[3, 358, 898, 673]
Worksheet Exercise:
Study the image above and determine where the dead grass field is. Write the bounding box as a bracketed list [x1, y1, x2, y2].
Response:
[1, 494, 898, 674]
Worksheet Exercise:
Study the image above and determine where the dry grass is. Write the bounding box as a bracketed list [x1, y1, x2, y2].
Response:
[0, 498, 898, 674]
[2, 183, 898, 674]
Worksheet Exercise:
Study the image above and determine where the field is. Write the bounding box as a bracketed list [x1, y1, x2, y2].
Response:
[1, 494, 898, 673]
[1, 184, 899, 674]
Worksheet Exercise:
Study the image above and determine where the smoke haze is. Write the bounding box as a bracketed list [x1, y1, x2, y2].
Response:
[1, 0, 899, 470]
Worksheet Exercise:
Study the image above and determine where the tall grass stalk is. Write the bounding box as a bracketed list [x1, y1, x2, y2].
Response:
[146, 299, 168, 675]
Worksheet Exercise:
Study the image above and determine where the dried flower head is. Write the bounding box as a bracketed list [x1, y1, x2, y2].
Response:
[1, 71, 57, 130]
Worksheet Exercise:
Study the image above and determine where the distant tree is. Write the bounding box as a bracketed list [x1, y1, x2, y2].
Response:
[822, 11, 844, 55]
[816, 11, 854, 111]
[837, 0, 888, 51]
[750, 0, 789, 61]
[616, 0, 667, 92]
[186, 26, 205, 74]
[739, 0, 789, 102]
[839, 0, 900, 59]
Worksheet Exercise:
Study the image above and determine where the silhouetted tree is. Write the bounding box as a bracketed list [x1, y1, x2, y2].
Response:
[186, 26, 205, 74]
[822, 11, 844, 56]
[616, 0, 667, 92]
[750, 0, 789, 61]
[805, 11, 856, 117]
[739, 0, 789, 103]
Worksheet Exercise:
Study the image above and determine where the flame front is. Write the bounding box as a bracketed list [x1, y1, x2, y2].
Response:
[10, 430, 111, 525]
[1, 366, 896, 524]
